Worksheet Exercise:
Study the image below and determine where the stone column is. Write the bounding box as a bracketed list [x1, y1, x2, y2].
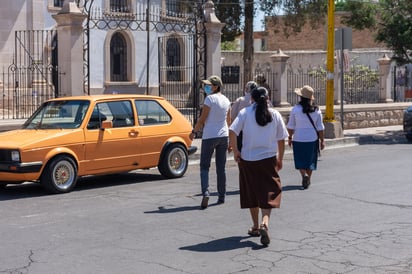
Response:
[270, 49, 290, 107]
[203, 1, 225, 77]
[52, 1, 86, 96]
[377, 54, 393, 103]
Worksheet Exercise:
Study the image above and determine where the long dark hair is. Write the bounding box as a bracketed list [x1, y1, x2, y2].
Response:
[252, 87, 272, 126]
[299, 97, 318, 114]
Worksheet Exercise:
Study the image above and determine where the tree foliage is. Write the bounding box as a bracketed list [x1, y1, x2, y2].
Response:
[274, 0, 327, 35]
[342, 0, 412, 65]
[214, 0, 328, 85]
[214, 0, 242, 42]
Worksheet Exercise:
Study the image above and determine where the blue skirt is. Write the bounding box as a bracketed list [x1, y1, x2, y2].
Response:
[292, 140, 319, 170]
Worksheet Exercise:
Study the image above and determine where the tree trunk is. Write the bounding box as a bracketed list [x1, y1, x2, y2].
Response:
[243, 1, 254, 87]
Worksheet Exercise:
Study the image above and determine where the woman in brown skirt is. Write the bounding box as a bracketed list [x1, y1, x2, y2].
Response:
[229, 87, 288, 247]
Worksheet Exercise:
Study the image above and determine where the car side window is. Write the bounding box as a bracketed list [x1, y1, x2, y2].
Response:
[87, 100, 134, 129]
[87, 106, 107, 130]
[135, 100, 171, 126]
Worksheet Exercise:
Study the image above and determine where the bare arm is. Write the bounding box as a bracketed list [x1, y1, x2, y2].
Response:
[287, 128, 294, 147]
[229, 130, 240, 162]
[190, 105, 210, 140]
[276, 139, 285, 171]
[226, 108, 231, 128]
[318, 130, 325, 150]
[226, 109, 233, 152]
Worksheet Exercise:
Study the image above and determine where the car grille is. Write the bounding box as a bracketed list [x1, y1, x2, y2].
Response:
[0, 149, 12, 162]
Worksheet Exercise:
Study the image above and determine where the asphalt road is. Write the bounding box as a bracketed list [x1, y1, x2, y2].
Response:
[0, 143, 411, 274]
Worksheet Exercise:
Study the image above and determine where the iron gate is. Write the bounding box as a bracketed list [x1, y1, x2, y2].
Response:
[158, 34, 198, 125]
[1, 30, 60, 119]
[81, 0, 207, 126]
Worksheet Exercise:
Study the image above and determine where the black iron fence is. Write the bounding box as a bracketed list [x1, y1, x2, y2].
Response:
[222, 68, 278, 103]
[1, 64, 60, 119]
[2, 64, 409, 120]
[221, 66, 381, 106]
[287, 68, 380, 105]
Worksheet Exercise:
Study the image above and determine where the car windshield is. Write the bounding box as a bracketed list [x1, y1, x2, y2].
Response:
[23, 100, 90, 129]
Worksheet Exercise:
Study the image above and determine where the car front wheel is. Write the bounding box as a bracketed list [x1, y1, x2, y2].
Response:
[40, 155, 78, 194]
[158, 144, 188, 178]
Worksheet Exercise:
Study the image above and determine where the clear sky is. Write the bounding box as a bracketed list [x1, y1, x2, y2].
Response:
[254, 10, 265, 31]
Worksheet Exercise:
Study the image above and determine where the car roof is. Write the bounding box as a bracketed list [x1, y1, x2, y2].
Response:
[47, 94, 165, 103]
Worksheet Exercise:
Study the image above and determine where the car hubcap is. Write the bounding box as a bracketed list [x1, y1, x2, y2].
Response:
[53, 160, 75, 189]
[169, 148, 186, 173]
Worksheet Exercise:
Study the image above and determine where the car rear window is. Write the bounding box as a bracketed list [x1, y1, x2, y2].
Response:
[135, 100, 171, 126]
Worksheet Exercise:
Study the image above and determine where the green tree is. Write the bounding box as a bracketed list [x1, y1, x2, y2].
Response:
[342, 0, 412, 64]
[215, 0, 327, 85]
[214, 0, 242, 42]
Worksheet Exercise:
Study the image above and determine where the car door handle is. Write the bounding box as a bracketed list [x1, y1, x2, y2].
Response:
[129, 130, 138, 137]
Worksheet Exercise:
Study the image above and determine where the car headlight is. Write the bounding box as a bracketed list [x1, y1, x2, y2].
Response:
[11, 150, 20, 162]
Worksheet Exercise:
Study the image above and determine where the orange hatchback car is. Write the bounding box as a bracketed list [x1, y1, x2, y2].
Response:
[0, 95, 197, 193]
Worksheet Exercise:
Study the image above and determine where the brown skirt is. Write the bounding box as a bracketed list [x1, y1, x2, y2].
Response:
[238, 156, 282, 209]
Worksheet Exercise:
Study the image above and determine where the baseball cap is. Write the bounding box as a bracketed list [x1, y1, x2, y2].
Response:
[201, 75, 223, 87]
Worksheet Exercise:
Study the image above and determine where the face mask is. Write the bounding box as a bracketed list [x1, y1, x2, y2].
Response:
[204, 85, 212, 95]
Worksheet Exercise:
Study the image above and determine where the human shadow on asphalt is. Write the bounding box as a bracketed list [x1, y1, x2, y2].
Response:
[0, 172, 166, 201]
[282, 185, 303, 191]
[179, 236, 264, 252]
[144, 190, 240, 214]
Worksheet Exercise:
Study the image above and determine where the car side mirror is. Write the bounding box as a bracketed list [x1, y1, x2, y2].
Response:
[100, 120, 113, 130]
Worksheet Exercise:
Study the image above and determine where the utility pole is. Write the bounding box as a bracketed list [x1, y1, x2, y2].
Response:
[325, 0, 335, 122]
[243, 0, 254, 86]
[323, 0, 343, 138]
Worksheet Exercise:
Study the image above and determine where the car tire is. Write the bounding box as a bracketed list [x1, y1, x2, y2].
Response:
[40, 155, 78, 194]
[158, 144, 188, 179]
[406, 135, 412, 142]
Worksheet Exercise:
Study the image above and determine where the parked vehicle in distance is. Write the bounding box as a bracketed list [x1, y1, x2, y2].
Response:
[0, 94, 197, 193]
[403, 105, 412, 142]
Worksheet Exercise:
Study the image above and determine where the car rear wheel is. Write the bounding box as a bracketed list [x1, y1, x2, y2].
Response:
[158, 144, 188, 178]
[40, 155, 78, 194]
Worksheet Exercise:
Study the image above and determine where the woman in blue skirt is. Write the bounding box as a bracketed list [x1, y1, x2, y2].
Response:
[287, 85, 325, 189]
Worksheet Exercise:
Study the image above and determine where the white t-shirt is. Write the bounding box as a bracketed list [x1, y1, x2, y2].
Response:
[286, 104, 325, 142]
[229, 104, 289, 161]
[202, 93, 231, 140]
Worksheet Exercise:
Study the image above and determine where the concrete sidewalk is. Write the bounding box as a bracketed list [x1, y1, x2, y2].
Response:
[189, 125, 407, 162]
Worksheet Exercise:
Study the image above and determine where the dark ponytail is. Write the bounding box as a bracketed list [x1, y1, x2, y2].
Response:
[251, 87, 272, 126]
[299, 97, 318, 113]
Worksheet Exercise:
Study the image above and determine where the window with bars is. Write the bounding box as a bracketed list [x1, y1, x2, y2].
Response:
[54, 0, 64, 7]
[165, 0, 189, 16]
[166, 38, 182, 81]
[110, 33, 128, 82]
[110, 0, 130, 13]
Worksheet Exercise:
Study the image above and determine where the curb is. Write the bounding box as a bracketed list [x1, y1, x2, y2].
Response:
[188, 132, 408, 164]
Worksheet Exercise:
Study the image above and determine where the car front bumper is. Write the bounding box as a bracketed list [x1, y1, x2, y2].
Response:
[0, 161, 42, 173]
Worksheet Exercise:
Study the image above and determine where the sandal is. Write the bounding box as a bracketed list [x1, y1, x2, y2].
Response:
[259, 224, 270, 246]
[247, 226, 260, 237]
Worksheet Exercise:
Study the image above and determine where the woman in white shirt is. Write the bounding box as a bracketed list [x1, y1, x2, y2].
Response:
[230, 81, 257, 151]
[229, 87, 288, 247]
[190, 75, 231, 210]
[287, 85, 325, 189]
